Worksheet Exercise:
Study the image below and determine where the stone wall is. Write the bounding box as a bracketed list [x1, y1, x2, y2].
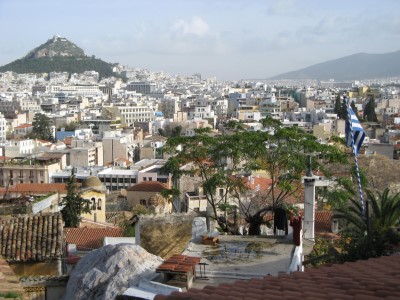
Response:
[136, 213, 195, 258]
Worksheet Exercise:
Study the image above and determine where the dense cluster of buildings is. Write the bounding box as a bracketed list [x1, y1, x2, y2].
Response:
[0, 69, 400, 212]
[1, 66, 400, 298]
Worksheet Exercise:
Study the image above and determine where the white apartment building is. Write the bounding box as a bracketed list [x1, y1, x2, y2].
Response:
[97, 168, 138, 191]
[234, 106, 262, 121]
[69, 140, 104, 167]
[52, 85, 103, 97]
[0, 112, 6, 142]
[190, 105, 215, 119]
[102, 131, 136, 164]
[14, 124, 33, 138]
[112, 105, 155, 126]
[5, 139, 35, 157]
[18, 98, 41, 113]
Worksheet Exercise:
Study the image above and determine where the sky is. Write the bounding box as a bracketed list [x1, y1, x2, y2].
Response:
[0, 0, 400, 80]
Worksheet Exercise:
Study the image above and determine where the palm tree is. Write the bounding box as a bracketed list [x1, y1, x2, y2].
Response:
[334, 188, 400, 261]
[367, 188, 400, 231]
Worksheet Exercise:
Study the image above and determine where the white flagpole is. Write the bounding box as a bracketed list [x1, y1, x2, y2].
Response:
[345, 96, 365, 215]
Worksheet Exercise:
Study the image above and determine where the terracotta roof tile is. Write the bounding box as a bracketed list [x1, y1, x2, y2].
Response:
[0, 183, 67, 195]
[14, 123, 32, 129]
[0, 213, 63, 262]
[64, 227, 123, 251]
[127, 181, 168, 192]
[157, 254, 400, 299]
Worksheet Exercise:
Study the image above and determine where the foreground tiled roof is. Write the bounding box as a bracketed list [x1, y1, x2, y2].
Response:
[0, 213, 63, 262]
[155, 254, 400, 299]
[64, 227, 123, 251]
[0, 257, 26, 297]
[127, 181, 168, 192]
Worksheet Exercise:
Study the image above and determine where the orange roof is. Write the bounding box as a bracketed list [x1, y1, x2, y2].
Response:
[0, 156, 12, 162]
[14, 123, 32, 129]
[127, 181, 168, 192]
[63, 137, 73, 146]
[37, 139, 52, 144]
[64, 227, 124, 251]
[241, 176, 272, 192]
[155, 255, 400, 299]
[0, 183, 67, 195]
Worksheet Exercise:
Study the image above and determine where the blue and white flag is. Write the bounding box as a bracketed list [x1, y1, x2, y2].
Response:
[346, 107, 365, 156]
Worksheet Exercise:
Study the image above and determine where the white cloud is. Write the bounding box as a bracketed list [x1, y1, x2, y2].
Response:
[171, 16, 209, 38]
[266, 0, 298, 16]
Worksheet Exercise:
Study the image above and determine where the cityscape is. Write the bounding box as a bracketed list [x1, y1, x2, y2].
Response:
[0, 1, 400, 299]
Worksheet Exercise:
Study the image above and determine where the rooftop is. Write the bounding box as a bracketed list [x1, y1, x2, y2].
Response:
[127, 181, 168, 192]
[64, 227, 124, 251]
[155, 254, 400, 299]
[0, 213, 63, 262]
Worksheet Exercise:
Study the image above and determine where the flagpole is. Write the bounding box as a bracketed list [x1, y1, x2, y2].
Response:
[345, 96, 365, 215]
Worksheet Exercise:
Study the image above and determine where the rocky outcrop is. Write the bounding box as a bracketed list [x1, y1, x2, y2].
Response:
[63, 244, 163, 300]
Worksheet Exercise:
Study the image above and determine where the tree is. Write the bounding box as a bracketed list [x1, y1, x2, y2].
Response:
[60, 169, 90, 227]
[31, 113, 54, 141]
[363, 96, 377, 122]
[334, 188, 400, 261]
[163, 118, 347, 234]
[171, 125, 182, 137]
[163, 126, 250, 232]
[334, 95, 347, 120]
[350, 100, 357, 115]
[239, 118, 347, 234]
[59, 121, 79, 131]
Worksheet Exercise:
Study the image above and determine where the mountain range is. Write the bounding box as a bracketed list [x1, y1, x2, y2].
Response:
[0, 35, 117, 79]
[269, 50, 400, 81]
[1, 35, 399, 81]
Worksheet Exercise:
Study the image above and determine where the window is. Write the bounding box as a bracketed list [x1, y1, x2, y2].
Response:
[29, 170, 34, 178]
[219, 188, 224, 197]
[10, 170, 13, 178]
[143, 177, 147, 181]
[39, 171, 44, 177]
[148, 177, 152, 181]
[140, 199, 147, 206]
[92, 198, 96, 210]
[97, 198, 102, 210]
[19, 170, 23, 178]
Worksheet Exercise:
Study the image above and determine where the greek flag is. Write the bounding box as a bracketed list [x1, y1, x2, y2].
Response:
[346, 107, 365, 156]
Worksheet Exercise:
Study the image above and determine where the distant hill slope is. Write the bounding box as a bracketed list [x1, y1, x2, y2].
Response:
[269, 50, 400, 80]
[0, 35, 117, 79]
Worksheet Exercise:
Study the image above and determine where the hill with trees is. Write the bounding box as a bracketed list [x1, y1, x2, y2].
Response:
[0, 35, 117, 79]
